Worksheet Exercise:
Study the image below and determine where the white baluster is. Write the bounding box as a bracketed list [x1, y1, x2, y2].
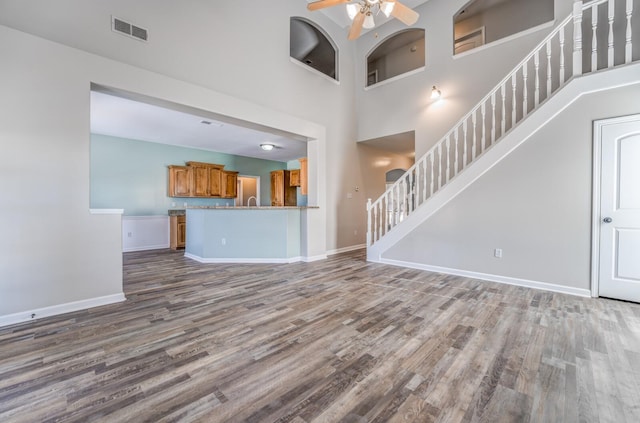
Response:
[400, 179, 405, 222]
[592, 4, 599, 72]
[534, 51, 540, 107]
[491, 92, 496, 145]
[408, 170, 414, 214]
[522, 63, 528, 117]
[481, 103, 486, 154]
[501, 84, 506, 136]
[608, 0, 615, 68]
[454, 129, 459, 175]
[384, 193, 389, 234]
[626, 0, 633, 64]
[511, 73, 517, 127]
[429, 153, 434, 197]
[446, 135, 451, 183]
[373, 202, 378, 242]
[438, 143, 443, 189]
[422, 158, 427, 204]
[472, 110, 478, 160]
[573, 0, 584, 76]
[463, 121, 468, 167]
[546, 40, 553, 97]
[366, 198, 372, 246]
[560, 26, 566, 84]
[394, 185, 399, 226]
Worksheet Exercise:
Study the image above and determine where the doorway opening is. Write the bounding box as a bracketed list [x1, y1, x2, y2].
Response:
[237, 176, 260, 206]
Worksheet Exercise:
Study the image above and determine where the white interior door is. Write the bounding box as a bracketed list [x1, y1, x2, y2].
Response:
[596, 114, 640, 302]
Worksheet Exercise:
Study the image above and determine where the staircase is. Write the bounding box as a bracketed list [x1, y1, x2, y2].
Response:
[367, 0, 639, 261]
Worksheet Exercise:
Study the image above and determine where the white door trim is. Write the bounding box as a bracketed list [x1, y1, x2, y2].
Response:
[590, 113, 640, 298]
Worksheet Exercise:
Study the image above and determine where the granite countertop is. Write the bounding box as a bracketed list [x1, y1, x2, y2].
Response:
[168, 207, 318, 215]
[185, 206, 319, 210]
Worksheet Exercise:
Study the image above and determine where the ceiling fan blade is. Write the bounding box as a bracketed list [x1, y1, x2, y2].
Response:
[307, 0, 350, 11]
[348, 11, 365, 40]
[391, 1, 419, 26]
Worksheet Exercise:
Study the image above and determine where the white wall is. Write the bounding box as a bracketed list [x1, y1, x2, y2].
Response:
[383, 82, 640, 292]
[355, 0, 574, 159]
[122, 216, 169, 252]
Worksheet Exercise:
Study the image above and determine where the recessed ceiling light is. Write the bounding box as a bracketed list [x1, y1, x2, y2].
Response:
[260, 143, 275, 151]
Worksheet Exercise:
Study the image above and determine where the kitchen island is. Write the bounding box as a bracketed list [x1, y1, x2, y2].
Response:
[183, 206, 319, 263]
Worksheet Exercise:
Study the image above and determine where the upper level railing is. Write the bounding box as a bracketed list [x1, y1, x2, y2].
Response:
[367, 0, 636, 248]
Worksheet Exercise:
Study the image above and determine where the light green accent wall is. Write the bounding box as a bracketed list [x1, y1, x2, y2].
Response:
[91, 134, 287, 215]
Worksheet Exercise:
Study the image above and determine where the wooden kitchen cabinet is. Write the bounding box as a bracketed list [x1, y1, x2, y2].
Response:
[299, 157, 308, 195]
[169, 161, 237, 199]
[289, 169, 301, 187]
[191, 165, 210, 197]
[168, 166, 192, 197]
[221, 171, 238, 199]
[170, 215, 186, 249]
[208, 166, 223, 197]
[271, 170, 297, 206]
[186, 161, 224, 197]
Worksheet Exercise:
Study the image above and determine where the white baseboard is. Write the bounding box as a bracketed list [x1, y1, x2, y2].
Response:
[378, 258, 592, 298]
[301, 254, 328, 262]
[123, 244, 169, 253]
[326, 244, 366, 256]
[0, 293, 126, 328]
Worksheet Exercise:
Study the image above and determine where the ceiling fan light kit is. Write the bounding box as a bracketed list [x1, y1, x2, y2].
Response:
[308, 0, 419, 40]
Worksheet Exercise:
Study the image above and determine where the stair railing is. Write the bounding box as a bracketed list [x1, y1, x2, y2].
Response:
[367, 0, 635, 248]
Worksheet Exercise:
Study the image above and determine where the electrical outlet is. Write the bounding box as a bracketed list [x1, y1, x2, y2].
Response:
[221, 238, 226, 246]
[171, 202, 176, 207]
[354, 229, 358, 235]
[347, 192, 353, 199]
[127, 232, 132, 238]
[183, 202, 187, 208]
[494, 248, 502, 258]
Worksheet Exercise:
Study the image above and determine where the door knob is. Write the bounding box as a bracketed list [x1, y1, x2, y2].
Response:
[603, 217, 613, 223]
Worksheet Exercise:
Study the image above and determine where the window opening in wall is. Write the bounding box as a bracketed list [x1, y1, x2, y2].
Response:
[367, 28, 425, 87]
[454, 0, 554, 55]
[290, 17, 338, 80]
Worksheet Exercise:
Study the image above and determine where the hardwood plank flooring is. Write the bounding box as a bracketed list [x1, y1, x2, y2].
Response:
[1, 249, 639, 422]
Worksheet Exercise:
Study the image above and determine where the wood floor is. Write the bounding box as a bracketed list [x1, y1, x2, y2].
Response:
[1, 249, 640, 422]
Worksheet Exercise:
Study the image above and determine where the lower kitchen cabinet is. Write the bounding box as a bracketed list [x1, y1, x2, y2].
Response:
[170, 215, 186, 249]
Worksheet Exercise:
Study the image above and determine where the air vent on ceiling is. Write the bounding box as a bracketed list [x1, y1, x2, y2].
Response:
[111, 16, 148, 42]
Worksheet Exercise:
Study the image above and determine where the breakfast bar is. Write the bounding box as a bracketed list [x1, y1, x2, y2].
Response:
[183, 206, 317, 263]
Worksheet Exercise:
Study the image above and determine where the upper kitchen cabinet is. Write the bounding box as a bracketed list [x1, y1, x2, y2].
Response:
[186, 161, 225, 197]
[221, 171, 239, 199]
[168, 165, 192, 197]
[168, 161, 237, 199]
[299, 158, 308, 195]
[209, 166, 223, 197]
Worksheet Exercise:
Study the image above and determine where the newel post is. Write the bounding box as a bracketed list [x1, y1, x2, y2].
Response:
[366, 198, 372, 247]
[573, 0, 584, 75]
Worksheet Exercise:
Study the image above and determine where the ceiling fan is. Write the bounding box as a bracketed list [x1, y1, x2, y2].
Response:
[307, 0, 419, 40]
